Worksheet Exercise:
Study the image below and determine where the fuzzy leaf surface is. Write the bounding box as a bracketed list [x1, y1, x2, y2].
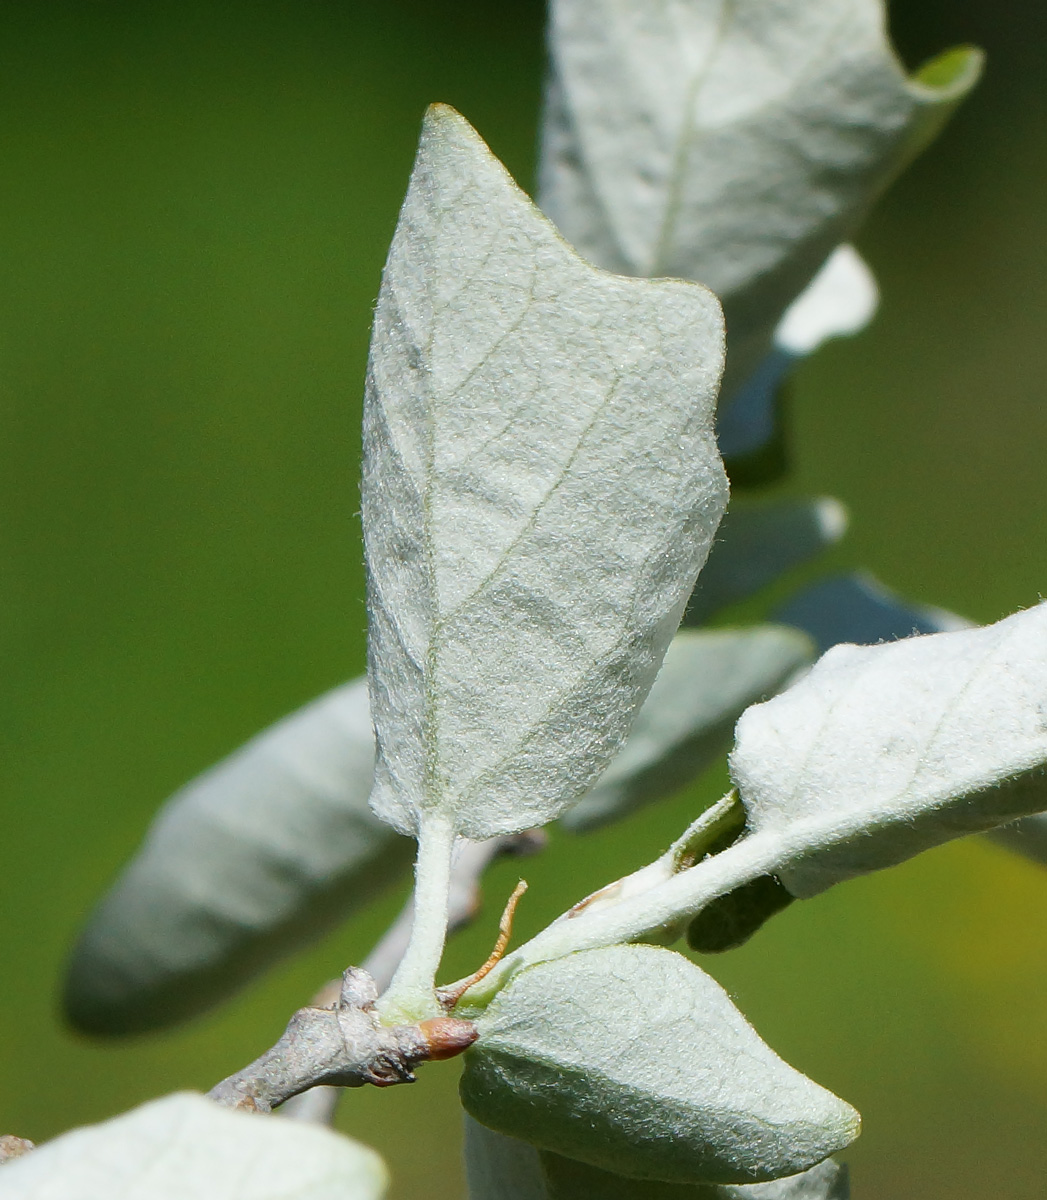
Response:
[460, 945, 858, 1185]
[64, 679, 410, 1035]
[732, 603, 1047, 898]
[465, 1118, 849, 1199]
[540, 0, 980, 392]
[984, 813, 1047, 867]
[0, 1093, 387, 1199]
[563, 627, 812, 832]
[363, 106, 727, 840]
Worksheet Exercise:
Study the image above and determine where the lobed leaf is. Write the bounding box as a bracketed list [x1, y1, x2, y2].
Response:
[0, 1093, 387, 1199]
[465, 1118, 849, 1200]
[731, 603, 1047, 898]
[64, 679, 411, 1036]
[363, 106, 727, 841]
[539, 0, 980, 395]
[563, 627, 813, 832]
[460, 944, 858, 1185]
[684, 501, 848, 628]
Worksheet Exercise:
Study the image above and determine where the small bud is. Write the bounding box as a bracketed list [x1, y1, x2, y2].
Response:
[418, 1017, 479, 1061]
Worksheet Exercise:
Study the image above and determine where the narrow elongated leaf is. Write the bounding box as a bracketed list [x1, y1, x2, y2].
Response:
[731, 603, 1047, 898]
[0, 1093, 387, 1199]
[64, 679, 412, 1036]
[684, 501, 848, 627]
[563, 627, 813, 832]
[465, 1117, 849, 1200]
[540, 0, 980, 393]
[460, 945, 858, 1185]
[775, 571, 970, 654]
[364, 106, 727, 841]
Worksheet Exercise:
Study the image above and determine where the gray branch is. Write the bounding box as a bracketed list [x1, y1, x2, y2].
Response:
[278, 829, 544, 1125]
[208, 967, 477, 1113]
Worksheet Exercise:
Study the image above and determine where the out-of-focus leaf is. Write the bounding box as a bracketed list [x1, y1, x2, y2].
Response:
[984, 813, 1047, 867]
[562, 627, 813, 833]
[539, 0, 981, 394]
[465, 1117, 849, 1199]
[0, 1093, 387, 1199]
[731, 603, 1047, 898]
[363, 105, 727, 843]
[460, 944, 859, 1185]
[717, 247, 877, 482]
[64, 679, 412, 1036]
[774, 246, 878, 358]
[775, 571, 970, 654]
[687, 874, 795, 954]
[684, 501, 848, 627]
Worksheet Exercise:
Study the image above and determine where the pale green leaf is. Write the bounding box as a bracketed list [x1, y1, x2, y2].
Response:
[731, 603, 1047, 898]
[64, 679, 411, 1035]
[539, 0, 981, 392]
[563, 627, 813, 832]
[363, 105, 727, 841]
[0, 1093, 387, 1199]
[460, 944, 858, 1185]
[465, 1117, 849, 1199]
[684, 500, 848, 627]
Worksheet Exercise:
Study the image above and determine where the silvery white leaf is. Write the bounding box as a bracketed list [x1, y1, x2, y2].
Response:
[465, 1117, 849, 1199]
[731, 603, 1047, 898]
[64, 679, 411, 1035]
[540, 0, 980, 393]
[776, 571, 971, 654]
[685, 500, 848, 627]
[984, 813, 1047, 867]
[0, 1093, 387, 1199]
[363, 106, 727, 841]
[563, 627, 813, 832]
[460, 944, 858, 1185]
[774, 246, 878, 357]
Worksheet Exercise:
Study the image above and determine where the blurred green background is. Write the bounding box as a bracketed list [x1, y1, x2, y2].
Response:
[1, 1, 1045, 1196]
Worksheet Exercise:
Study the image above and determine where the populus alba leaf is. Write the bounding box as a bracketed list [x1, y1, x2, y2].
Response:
[363, 106, 727, 841]
[64, 679, 411, 1035]
[0, 1093, 387, 1199]
[563, 627, 813, 832]
[464, 1117, 850, 1200]
[731, 603, 1047, 898]
[684, 499, 848, 627]
[539, 0, 981, 392]
[460, 944, 858, 1185]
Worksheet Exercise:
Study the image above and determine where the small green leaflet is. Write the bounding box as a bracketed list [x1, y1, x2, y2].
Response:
[0, 1093, 387, 1199]
[363, 106, 727, 841]
[731, 603, 1047, 897]
[539, 0, 981, 393]
[460, 945, 858, 1185]
[563, 627, 813, 832]
[64, 680, 410, 1035]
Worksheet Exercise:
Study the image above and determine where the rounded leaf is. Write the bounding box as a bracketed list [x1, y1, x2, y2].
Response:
[461, 945, 858, 1185]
